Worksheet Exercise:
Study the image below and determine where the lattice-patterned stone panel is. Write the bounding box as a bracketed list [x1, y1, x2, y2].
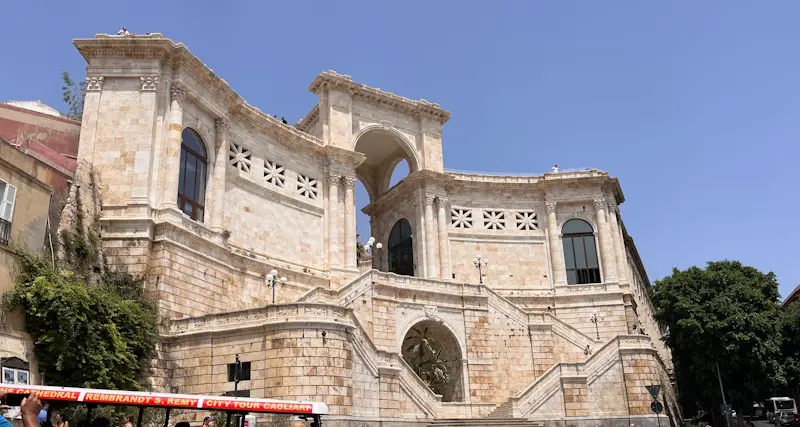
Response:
[228, 142, 252, 172]
[451, 207, 473, 229]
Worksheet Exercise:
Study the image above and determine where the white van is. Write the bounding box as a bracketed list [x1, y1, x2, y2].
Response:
[767, 397, 797, 425]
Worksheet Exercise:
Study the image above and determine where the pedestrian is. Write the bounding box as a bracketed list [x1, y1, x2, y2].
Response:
[117, 27, 130, 36]
[281, 117, 287, 124]
[54, 411, 69, 427]
[123, 415, 134, 427]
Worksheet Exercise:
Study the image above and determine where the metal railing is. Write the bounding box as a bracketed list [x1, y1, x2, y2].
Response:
[0, 218, 10, 245]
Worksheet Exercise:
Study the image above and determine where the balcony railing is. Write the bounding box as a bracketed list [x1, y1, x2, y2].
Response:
[0, 218, 10, 245]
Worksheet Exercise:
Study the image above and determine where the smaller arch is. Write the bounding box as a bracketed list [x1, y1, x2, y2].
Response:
[380, 156, 410, 194]
[388, 219, 414, 276]
[178, 127, 209, 222]
[559, 216, 597, 235]
[401, 319, 465, 402]
[351, 125, 422, 173]
[561, 219, 601, 285]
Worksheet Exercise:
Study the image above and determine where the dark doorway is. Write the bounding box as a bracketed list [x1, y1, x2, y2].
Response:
[388, 218, 414, 276]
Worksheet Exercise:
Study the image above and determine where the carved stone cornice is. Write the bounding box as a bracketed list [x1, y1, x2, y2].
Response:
[295, 104, 319, 132]
[85, 76, 104, 91]
[308, 70, 451, 124]
[231, 104, 326, 157]
[170, 82, 186, 102]
[140, 76, 159, 91]
[324, 145, 366, 170]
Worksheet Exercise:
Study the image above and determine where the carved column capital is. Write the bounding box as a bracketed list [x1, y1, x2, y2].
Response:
[593, 198, 607, 211]
[85, 76, 104, 91]
[545, 201, 558, 213]
[328, 172, 342, 183]
[140, 76, 159, 92]
[436, 196, 449, 207]
[424, 194, 437, 206]
[342, 175, 356, 189]
[170, 83, 187, 102]
[606, 199, 618, 212]
[215, 117, 231, 137]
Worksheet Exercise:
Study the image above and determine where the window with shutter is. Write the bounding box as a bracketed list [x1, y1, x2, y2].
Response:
[0, 180, 16, 222]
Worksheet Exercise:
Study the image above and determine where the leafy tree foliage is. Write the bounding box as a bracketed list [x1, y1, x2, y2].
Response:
[3, 251, 157, 389]
[652, 260, 784, 415]
[781, 301, 800, 398]
[403, 326, 449, 394]
[61, 71, 85, 121]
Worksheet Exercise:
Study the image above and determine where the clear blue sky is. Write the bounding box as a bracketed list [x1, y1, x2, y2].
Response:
[2, 1, 798, 298]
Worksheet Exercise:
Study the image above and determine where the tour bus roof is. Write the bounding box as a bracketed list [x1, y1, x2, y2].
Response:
[0, 385, 329, 416]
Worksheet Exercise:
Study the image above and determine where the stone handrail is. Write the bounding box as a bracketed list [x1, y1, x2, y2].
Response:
[394, 353, 442, 417]
[512, 363, 566, 417]
[166, 303, 351, 336]
[339, 270, 377, 306]
[483, 286, 530, 328]
[372, 271, 484, 297]
[346, 311, 440, 418]
[530, 312, 598, 350]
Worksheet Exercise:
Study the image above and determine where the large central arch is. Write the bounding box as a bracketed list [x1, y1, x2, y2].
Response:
[352, 126, 420, 201]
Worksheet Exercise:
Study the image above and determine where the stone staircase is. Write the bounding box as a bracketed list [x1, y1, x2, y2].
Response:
[428, 419, 543, 427]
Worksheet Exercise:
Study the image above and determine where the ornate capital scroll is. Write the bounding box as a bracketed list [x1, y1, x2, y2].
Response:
[140, 76, 159, 92]
[85, 76, 104, 91]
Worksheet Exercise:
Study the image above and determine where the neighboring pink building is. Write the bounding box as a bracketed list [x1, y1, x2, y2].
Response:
[0, 101, 80, 194]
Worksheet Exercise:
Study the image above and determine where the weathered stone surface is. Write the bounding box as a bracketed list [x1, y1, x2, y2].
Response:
[70, 33, 679, 425]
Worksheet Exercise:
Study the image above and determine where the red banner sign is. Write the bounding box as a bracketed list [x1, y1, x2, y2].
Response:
[202, 399, 313, 414]
[0, 385, 323, 415]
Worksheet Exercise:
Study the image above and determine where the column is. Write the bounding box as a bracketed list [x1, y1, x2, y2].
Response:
[606, 200, 628, 284]
[343, 176, 357, 269]
[593, 199, 618, 283]
[424, 194, 439, 279]
[546, 201, 567, 286]
[437, 196, 451, 280]
[211, 118, 230, 233]
[160, 82, 186, 210]
[328, 172, 341, 268]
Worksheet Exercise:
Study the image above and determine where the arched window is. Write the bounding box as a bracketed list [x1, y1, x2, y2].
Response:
[562, 219, 600, 284]
[388, 218, 414, 276]
[178, 128, 207, 222]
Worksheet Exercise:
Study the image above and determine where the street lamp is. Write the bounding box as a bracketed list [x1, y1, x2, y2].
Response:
[473, 253, 488, 284]
[589, 309, 603, 340]
[266, 269, 287, 304]
[364, 236, 383, 271]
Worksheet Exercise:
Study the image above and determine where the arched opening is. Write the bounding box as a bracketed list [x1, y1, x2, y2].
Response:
[353, 128, 418, 200]
[387, 158, 409, 190]
[402, 320, 464, 402]
[178, 128, 207, 222]
[355, 179, 371, 263]
[562, 219, 600, 285]
[388, 219, 413, 276]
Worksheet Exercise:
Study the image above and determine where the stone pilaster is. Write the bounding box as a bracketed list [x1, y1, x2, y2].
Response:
[210, 117, 230, 233]
[160, 82, 186, 210]
[546, 201, 566, 286]
[129, 75, 160, 204]
[328, 172, 342, 268]
[594, 198, 618, 283]
[343, 175, 357, 269]
[424, 194, 439, 279]
[437, 196, 451, 280]
[76, 77, 104, 163]
[607, 199, 628, 284]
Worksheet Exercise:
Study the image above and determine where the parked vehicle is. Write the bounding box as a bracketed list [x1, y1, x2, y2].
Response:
[766, 397, 798, 425]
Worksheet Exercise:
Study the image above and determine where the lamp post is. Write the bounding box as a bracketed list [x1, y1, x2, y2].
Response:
[266, 269, 287, 304]
[589, 309, 603, 340]
[364, 236, 383, 271]
[473, 253, 488, 284]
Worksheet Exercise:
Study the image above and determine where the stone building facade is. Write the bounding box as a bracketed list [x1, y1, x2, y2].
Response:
[72, 33, 679, 426]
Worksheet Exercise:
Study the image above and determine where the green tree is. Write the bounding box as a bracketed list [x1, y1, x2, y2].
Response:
[781, 302, 800, 400]
[3, 251, 157, 390]
[651, 260, 785, 417]
[403, 326, 449, 394]
[61, 71, 85, 121]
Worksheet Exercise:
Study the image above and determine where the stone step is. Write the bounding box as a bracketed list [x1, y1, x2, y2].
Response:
[428, 419, 543, 427]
